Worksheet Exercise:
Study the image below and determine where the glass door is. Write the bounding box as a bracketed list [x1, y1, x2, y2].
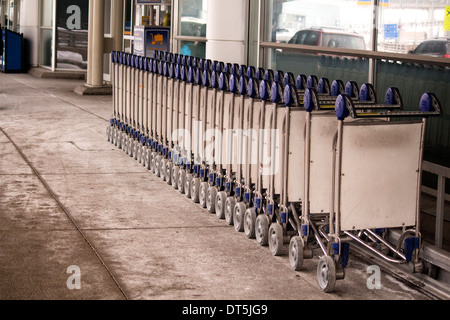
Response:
[40, 0, 55, 69]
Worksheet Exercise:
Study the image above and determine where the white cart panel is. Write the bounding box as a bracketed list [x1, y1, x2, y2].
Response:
[339, 121, 423, 231]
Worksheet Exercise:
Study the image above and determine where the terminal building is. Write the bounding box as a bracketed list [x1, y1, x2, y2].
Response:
[0, 0, 449, 299]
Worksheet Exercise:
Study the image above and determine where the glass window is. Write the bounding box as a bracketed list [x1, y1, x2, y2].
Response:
[266, 0, 372, 48]
[41, 0, 54, 28]
[377, 0, 450, 55]
[179, 0, 207, 37]
[265, 0, 371, 84]
[40, 0, 54, 68]
[177, 0, 207, 58]
[56, 0, 88, 69]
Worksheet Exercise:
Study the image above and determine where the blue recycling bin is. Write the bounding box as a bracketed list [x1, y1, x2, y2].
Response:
[1, 28, 24, 73]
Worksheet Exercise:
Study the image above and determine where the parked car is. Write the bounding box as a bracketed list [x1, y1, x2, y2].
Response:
[275, 28, 296, 43]
[408, 39, 450, 58]
[288, 28, 366, 50]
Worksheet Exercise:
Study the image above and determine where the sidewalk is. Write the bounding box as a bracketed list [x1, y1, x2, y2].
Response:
[0, 72, 432, 300]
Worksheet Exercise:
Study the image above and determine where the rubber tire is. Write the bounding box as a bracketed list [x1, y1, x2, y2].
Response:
[165, 161, 172, 185]
[184, 173, 192, 198]
[199, 182, 209, 208]
[191, 177, 200, 203]
[215, 191, 227, 219]
[171, 166, 179, 189]
[150, 152, 156, 174]
[224, 197, 235, 225]
[289, 236, 304, 271]
[233, 202, 246, 232]
[317, 256, 337, 293]
[255, 215, 269, 246]
[206, 187, 217, 213]
[160, 158, 166, 181]
[269, 223, 284, 256]
[178, 170, 186, 194]
[244, 208, 256, 239]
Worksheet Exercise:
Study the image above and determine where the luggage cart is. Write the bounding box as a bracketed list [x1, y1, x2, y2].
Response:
[252, 79, 280, 247]
[229, 74, 251, 231]
[280, 84, 402, 269]
[241, 77, 262, 239]
[182, 66, 202, 196]
[107, 51, 118, 143]
[198, 69, 221, 209]
[189, 67, 210, 203]
[125, 54, 137, 157]
[162, 61, 176, 183]
[139, 57, 153, 168]
[304, 91, 441, 293]
[205, 71, 232, 214]
[216, 72, 242, 223]
[170, 64, 188, 190]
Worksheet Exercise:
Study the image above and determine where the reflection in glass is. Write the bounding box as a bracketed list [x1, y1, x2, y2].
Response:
[179, 0, 207, 37]
[180, 40, 206, 58]
[267, 0, 372, 47]
[56, 0, 88, 69]
[40, 28, 53, 67]
[377, 0, 450, 54]
[41, 0, 54, 28]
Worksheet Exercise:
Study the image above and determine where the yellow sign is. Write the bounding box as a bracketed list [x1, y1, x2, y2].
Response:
[444, 6, 450, 31]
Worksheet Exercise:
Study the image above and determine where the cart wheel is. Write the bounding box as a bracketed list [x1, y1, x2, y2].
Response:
[145, 149, 151, 170]
[172, 166, 179, 189]
[121, 134, 127, 151]
[206, 187, 217, 213]
[178, 170, 186, 194]
[225, 197, 236, 225]
[112, 129, 117, 145]
[116, 131, 122, 148]
[244, 208, 256, 239]
[234, 202, 246, 232]
[289, 236, 304, 271]
[269, 223, 284, 256]
[150, 152, 156, 173]
[121, 135, 127, 152]
[116, 131, 121, 148]
[155, 155, 162, 177]
[215, 191, 227, 220]
[317, 256, 337, 293]
[160, 159, 166, 181]
[140, 147, 145, 164]
[127, 138, 133, 156]
[191, 177, 200, 203]
[255, 215, 269, 246]
[106, 126, 111, 142]
[132, 141, 138, 160]
[199, 182, 209, 208]
[138, 145, 143, 163]
[165, 161, 172, 184]
[185, 173, 192, 198]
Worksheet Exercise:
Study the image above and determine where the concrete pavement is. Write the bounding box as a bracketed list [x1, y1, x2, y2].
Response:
[0, 72, 433, 301]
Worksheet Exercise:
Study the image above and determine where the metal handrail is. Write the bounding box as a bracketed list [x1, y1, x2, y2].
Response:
[260, 41, 450, 68]
[173, 35, 207, 42]
[422, 160, 449, 249]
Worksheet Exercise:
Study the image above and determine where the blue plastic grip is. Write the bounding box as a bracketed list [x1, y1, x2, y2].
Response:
[335, 94, 350, 120]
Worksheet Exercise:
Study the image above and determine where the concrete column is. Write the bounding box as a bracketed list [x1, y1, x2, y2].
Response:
[112, 0, 124, 51]
[91, 0, 105, 87]
[205, 0, 248, 65]
[19, 0, 39, 68]
[87, 0, 94, 85]
[77, 0, 110, 94]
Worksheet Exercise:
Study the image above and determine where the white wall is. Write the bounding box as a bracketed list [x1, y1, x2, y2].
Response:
[205, 0, 248, 65]
[19, 0, 40, 67]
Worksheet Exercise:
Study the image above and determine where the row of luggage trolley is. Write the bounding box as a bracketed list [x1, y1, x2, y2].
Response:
[106, 50, 442, 293]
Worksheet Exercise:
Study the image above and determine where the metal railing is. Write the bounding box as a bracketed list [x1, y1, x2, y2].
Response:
[422, 160, 450, 249]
